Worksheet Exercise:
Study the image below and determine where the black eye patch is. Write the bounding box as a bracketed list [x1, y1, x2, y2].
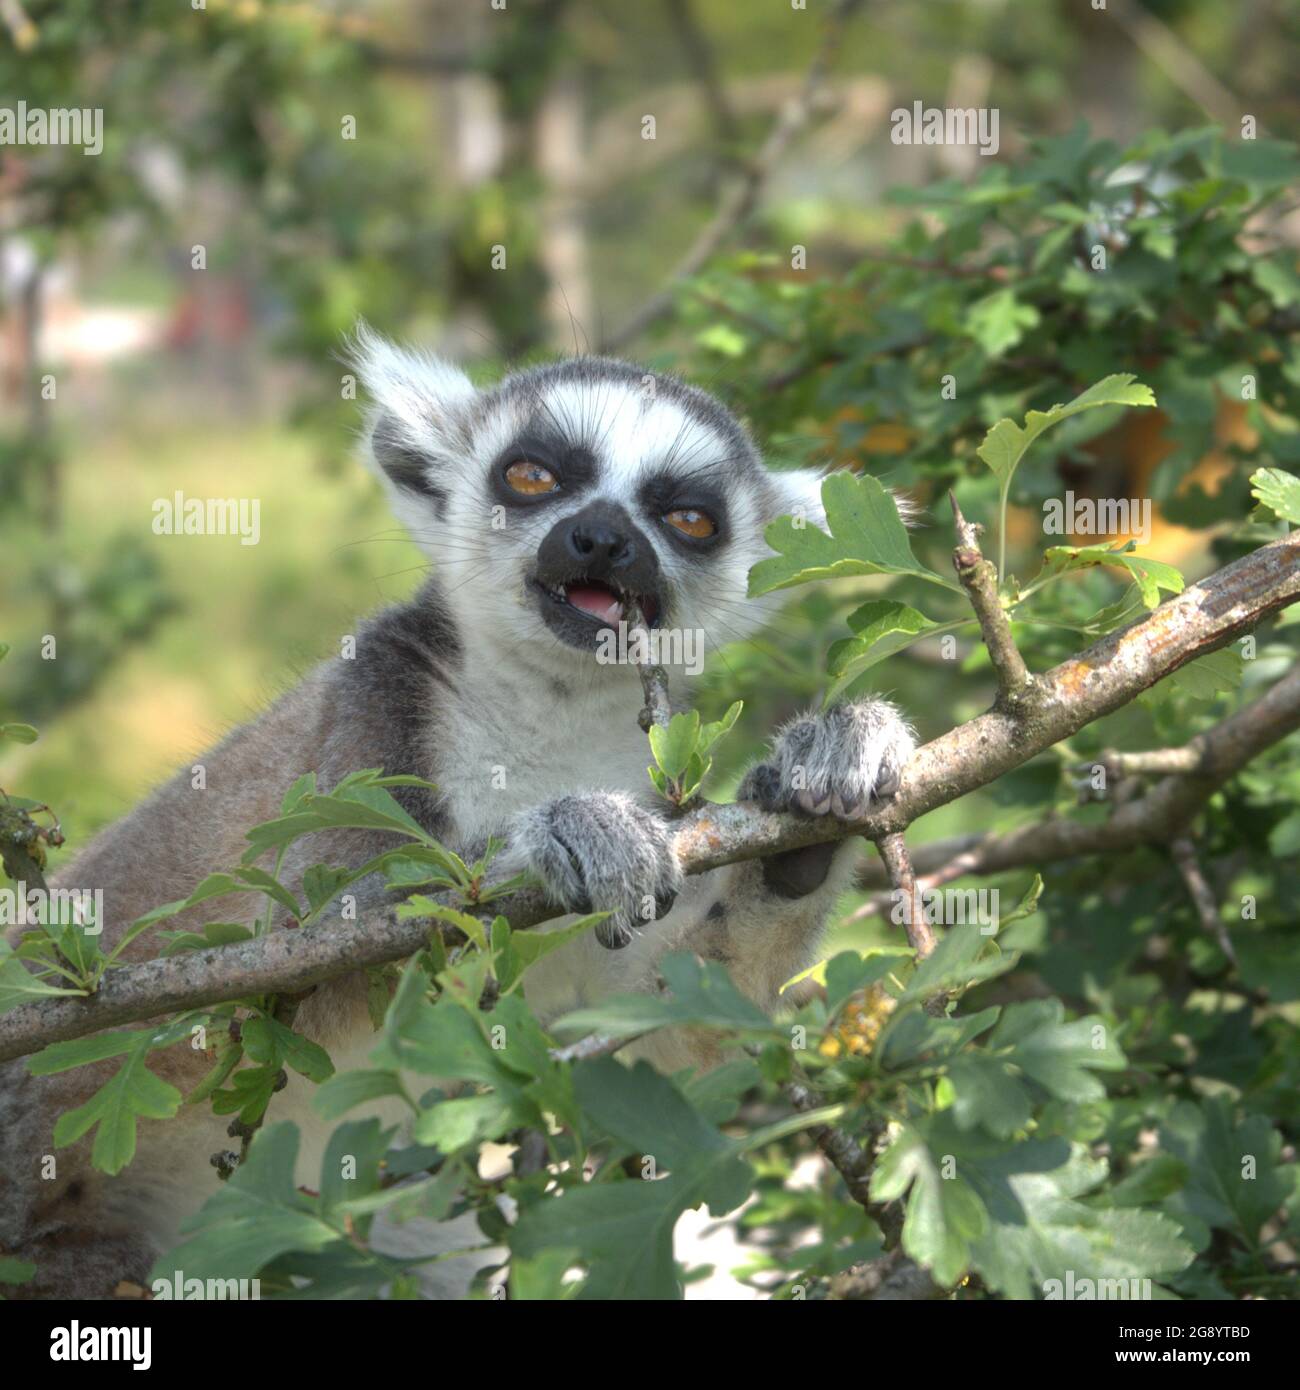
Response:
[638, 473, 729, 553]
[488, 433, 597, 508]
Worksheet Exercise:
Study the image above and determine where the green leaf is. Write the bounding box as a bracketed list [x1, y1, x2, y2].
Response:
[902, 924, 1016, 1001]
[242, 1016, 335, 1084]
[45, 1030, 184, 1175]
[945, 1054, 1033, 1138]
[280, 772, 317, 814]
[1139, 648, 1244, 711]
[869, 1122, 987, 1287]
[1250, 466, 1300, 524]
[965, 287, 1040, 357]
[987, 999, 1125, 1102]
[156, 1124, 339, 1281]
[301, 863, 360, 917]
[314, 1068, 409, 1122]
[0, 1256, 36, 1285]
[241, 778, 435, 864]
[697, 701, 743, 755]
[508, 912, 605, 976]
[510, 1059, 753, 1299]
[748, 472, 959, 598]
[1032, 544, 1184, 609]
[823, 948, 910, 1018]
[648, 710, 699, 780]
[397, 896, 489, 952]
[554, 952, 772, 1040]
[413, 1091, 517, 1150]
[0, 940, 88, 1013]
[1269, 810, 1300, 857]
[978, 376, 1156, 577]
[0, 722, 38, 744]
[877, 1005, 1001, 1072]
[124, 871, 256, 932]
[233, 866, 302, 921]
[966, 1141, 1193, 1299]
[1107, 1155, 1190, 1208]
[979, 375, 1157, 489]
[1159, 1098, 1294, 1247]
[319, 1119, 391, 1229]
[158, 921, 253, 956]
[826, 600, 944, 693]
[1001, 875, 1044, 928]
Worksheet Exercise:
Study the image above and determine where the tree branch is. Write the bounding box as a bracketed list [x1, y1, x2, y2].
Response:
[856, 661, 1300, 892]
[2, 531, 1297, 1062]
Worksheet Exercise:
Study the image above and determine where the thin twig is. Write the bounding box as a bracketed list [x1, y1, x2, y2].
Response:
[0, 0, 36, 50]
[627, 602, 672, 732]
[549, 1030, 644, 1065]
[602, 0, 865, 350]
[872, 833, 936, 959]
[1169, 837, 1238, 966]
[1108, 0, 1251, 132]
[950, 492, 1032, 706]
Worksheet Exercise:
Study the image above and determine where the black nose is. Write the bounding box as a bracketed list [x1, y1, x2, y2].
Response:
[567, 519, 634, 567]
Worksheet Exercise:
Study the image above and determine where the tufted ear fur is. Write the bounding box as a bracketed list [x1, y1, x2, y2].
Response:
[771, 468, 917, 530]
[347, 323, 478, 519]
[771, 469, 830, 531]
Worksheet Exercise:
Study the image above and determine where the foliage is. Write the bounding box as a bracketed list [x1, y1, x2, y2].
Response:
[669, 127, 1300, 567]
[3, 58, 1299, 1297]
[4, 391, 1297, 1295]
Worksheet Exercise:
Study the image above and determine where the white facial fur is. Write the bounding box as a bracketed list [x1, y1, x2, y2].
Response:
[351, 327, 827, 676]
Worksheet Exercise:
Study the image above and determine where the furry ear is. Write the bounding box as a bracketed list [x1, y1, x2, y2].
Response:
[347, 323, 478, 508]
[771, 469, 830, 530]
[771, 468, 916, 529]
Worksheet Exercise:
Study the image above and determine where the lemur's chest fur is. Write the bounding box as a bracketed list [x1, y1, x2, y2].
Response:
[432, 650, 653, 842]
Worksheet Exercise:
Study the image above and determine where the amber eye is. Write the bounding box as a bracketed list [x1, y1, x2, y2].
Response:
[665, 507, 717, 539]
[504, 460, 559, 495]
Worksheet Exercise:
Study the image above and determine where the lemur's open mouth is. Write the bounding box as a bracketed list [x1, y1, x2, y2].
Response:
[536, 577, 661, 628]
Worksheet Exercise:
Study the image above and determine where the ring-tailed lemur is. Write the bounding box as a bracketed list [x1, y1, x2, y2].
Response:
[0, 331, 914, 1298]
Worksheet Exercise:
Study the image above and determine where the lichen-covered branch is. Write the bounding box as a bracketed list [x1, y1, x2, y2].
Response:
[855, 660, 1300, 892]
[1, 530, 1297, 1062]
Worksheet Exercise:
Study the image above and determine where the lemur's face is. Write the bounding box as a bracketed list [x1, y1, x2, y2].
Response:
[355, 331, 821, 671]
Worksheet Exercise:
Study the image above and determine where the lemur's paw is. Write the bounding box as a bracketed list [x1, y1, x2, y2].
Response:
[740, 698, 915, 822]
[510, 791, 682, 950]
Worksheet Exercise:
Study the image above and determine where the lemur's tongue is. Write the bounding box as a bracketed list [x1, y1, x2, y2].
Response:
[566, 582, 623, 624]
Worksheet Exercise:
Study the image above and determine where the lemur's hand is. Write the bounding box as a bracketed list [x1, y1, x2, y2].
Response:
[740, 698, 915, 821]
[511, 791, 682, 949]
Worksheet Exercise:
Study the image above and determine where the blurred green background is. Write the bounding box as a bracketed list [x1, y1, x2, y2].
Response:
[1, 0, 1297, 939]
